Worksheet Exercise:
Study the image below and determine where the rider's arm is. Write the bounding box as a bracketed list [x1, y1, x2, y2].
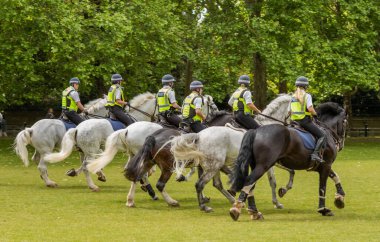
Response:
[194, 97, 206, 121]
[171, 102, 181, 110]
[195, 108, 206, 121]
[71, 91, 86, 112]
[248, 103, 261, 113]
[115, 88, 128, 106]
[306, 94, 318, 116]
[76, 102, 85, 112]
[244, 91, 261, 113]
[168, 90, 181, 110]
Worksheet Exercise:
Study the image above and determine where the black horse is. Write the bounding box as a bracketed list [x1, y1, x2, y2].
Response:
[229, 102, 347, 220]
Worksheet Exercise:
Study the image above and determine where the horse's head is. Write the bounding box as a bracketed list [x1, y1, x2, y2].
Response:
[124, 136, 156, 182]
[256, 94, 292, 125]
[127, 92, 157, 122]
[203, 94, 219, 122]
[317, 102, 347, 151]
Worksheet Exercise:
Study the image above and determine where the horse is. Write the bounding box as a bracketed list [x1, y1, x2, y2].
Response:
[42, 92, 157, 191]
[125, 94, 294, 210]
[229, 102, 347, 221]
[13, 97, 108, 187]
[85, 95, 221, 206]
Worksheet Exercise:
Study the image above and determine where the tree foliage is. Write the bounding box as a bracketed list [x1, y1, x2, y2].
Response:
[0, 0, 378, 112]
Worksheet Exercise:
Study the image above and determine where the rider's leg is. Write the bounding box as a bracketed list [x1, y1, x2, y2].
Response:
[111, 106, 134, 126]
[190, 121, 207, 133]
[64, 110, 84, 125]
[166, 113, 182, 128]
[235, 111, 260, 129]
[300, 117, 326, 163]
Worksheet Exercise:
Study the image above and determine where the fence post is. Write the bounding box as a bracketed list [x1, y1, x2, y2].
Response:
[364, 122, 368, 137]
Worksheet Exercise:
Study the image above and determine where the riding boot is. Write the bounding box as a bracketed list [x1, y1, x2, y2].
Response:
[311, 137, 326, 163]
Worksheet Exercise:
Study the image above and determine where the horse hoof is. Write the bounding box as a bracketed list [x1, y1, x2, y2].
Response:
[97, 176, 106, 182]
[66, 168, 77, 177]
[90, 187, 100, 192]
[274, 202, 284, 209]
[176, 175, 186, 182]
[46, 182, 58, 188]
[334, 195, 345, 209]
[200, 205, 213, 213]
[250, 211, 264, 220]
[126, 201, 135, 208]
[140, 185, 148, 192]
[318, 207, 334, 216]
[229, 207, 240, 221]
[278, 187, 287, 198]
[169, 202, 180, 207]
[152, 196, 159, 201]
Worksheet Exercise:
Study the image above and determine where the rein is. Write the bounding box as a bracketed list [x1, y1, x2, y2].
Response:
[128, 104, 155, 122]
[257, 113, 288, 126]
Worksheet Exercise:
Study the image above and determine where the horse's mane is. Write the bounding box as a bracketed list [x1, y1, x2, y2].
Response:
[256, 94, 292, 123]
[84, 98, 107, 111]
[316, 102, 345, 117]
[129, 92, 155, 107]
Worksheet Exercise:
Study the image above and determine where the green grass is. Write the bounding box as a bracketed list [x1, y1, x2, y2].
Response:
[0, 137, 379, 241]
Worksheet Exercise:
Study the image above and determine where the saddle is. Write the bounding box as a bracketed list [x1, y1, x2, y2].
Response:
[288, 122, 316, 150]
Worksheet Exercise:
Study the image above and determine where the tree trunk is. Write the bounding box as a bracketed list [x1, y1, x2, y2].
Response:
[252, 53, 267, 109]
[278, 79, 288, 94]
[184, 56, 193, 95]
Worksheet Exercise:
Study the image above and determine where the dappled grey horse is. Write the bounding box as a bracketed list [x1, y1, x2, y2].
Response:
[14, 98, 108, 187]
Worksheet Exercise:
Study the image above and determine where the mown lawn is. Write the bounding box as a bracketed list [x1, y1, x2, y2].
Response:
[0, 137, 379, 241]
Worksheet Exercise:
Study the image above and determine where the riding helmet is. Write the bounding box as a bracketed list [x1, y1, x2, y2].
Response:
[295, 76, 309, 87]
[238, 75, 250, 84]
[69, 77, 80, 85]
[111, 74, 123, 82]
[190, 80, 204, 90]
[162, 74, 175, 84]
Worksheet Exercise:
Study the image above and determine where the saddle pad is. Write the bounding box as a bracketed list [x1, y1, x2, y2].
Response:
[60, 119, 76, 131]
[107, 118, 126, 131]
[289, 127, 315, 150]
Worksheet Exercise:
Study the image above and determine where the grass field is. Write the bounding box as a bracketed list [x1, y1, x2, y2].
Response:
[0, 137, 379, 241]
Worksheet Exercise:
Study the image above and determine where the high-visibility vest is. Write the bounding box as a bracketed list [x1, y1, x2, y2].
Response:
[182, 92, 203, 122]
[105, 84, 125, 108]
[62, 86, 78, 111]
[290, 94, 311, 120]
[157, 87, 172, 113]
[231, 87, 252, 115]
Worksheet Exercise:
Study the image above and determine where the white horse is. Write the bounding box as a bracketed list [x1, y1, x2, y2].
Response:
[170, 94, 294, 212]
[43, 92, 157, 191]
[86, 95, 220, 205]
[14, 98, 108, 187]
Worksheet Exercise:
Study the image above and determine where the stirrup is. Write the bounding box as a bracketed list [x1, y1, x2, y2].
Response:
[311, 153, 324, 163]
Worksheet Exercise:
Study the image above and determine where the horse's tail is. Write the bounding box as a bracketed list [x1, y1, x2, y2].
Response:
[87, 129, 129, 174]
[44, 128, 77, 163]
[14, 128, 33, 167]
[124, 135, 156, 178]
[170, 133, 206, 166]
[230, 129, 257, 192]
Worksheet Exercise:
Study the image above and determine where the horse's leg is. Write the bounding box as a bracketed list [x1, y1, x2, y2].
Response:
[38, 157, 57, 188]
[140, 174, 158, 200]
[329, 169, 345, 209]
[212, 170, 235, 204]
[156, 169, 179, 207]
[126, 182, 137, 207]
[277, 166, 295, 198]
[82, 154, 99, 192]
[247, 189, 264, 220]
[196, 168, 218, 212]
[197, 166, 210, 204]
[66, 152, 84, 177]
[32, 150, 40, 165]
[266, 167, 283, 209]
[230, 166, 267, 221]
[317, 165, 334, 216]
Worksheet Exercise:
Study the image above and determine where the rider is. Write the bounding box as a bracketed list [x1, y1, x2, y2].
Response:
[105, 73, 134, 126]
[156, 74, 182, 127]
[228, 75, 261, 129]
[181, 80, 207, 133]
[289, 76, 327, 163]
[61, 77, 87, 125]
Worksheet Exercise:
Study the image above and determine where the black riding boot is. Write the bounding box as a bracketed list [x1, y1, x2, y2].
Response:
[311, 137, 326, 163]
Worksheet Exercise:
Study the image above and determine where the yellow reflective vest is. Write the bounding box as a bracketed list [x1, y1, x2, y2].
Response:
[105, 84, 125, 108]
[182, 92, 203, 122]
[157, 87, 172, 113]
[290, 94, 311, 120]
[231, 87, 252, 115]
[62, 86, 78, 111]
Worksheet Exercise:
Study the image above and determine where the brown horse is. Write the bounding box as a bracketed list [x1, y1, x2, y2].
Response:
[229, 102, 347, 220]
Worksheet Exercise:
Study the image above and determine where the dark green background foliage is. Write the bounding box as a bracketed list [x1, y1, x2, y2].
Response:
[0, 0, 379, 110]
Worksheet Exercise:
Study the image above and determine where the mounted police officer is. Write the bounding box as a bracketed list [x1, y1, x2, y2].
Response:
[289, 76, 327, 163]
[156, 74, 182, 127]
[61, 77, 87, 125]
[181, 80, 207, 133]
[105, 73, 134, 126]
[228, 75, 261, 129]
